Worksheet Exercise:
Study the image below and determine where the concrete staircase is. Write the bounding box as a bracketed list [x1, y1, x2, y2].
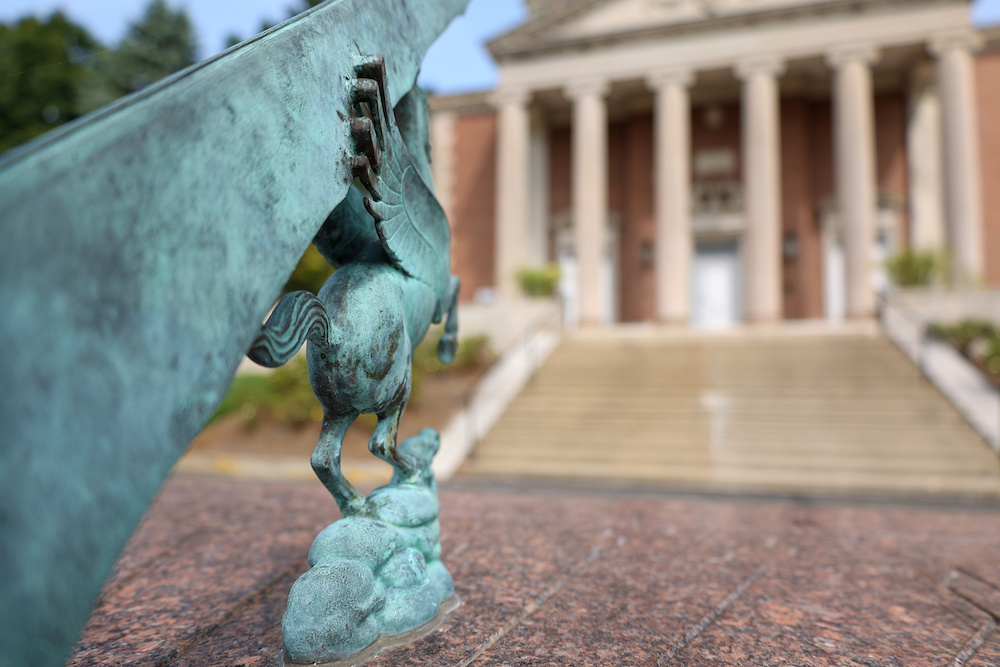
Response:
[459, 328, 1000, 497]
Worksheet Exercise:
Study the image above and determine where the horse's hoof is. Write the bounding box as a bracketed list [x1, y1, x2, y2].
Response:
[437, 334, 457, 364]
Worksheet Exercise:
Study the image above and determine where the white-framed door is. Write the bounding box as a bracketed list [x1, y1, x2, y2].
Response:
[691, 241, 742, 329]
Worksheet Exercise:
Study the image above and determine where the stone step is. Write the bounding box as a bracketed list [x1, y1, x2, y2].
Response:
[461, 458, 1000, 496]
[467, 445, 999, 475]
[460, 331, 1000, 497]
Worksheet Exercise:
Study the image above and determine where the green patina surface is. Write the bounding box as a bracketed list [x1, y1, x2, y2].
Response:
[0, 2, 466, 665]
[245, 54, 462, 661]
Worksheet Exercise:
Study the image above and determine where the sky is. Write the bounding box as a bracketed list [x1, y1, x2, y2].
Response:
[1, 0, 999, 95]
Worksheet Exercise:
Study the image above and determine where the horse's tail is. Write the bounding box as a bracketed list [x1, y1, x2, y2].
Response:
[246, 290, 332, 368]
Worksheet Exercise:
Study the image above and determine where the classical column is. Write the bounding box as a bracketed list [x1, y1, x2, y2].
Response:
[930, 31, 985, 284]
[735, 57, 785, 323]
[647, 69, 695, 324]
[529, 106, 550, 268]
[494, 87, 533, 299]
[429, 109, 457, 225]
[906, 62, 946, 251]
[826, 45, 879, 319]
[565, 79, 610, 325]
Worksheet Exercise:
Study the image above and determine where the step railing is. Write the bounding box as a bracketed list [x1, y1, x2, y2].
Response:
[879, 288, 1000, 452]
[434, 296, 565, 480]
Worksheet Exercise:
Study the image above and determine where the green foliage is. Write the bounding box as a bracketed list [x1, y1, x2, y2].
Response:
[413, 333, 491, 375]
[516, 264, 560, 298]
[927, 318, 1000, 378]
[78, 0, 198, 113]
[885, 249, 946, 287]
[927, 319, 995, 354]
[283, 244, 336, 295]
[289, 0, 327, 14]
[225, 0, 325, 46]
[0, 12, 99, 153]
[215, 334, 494, 429]
[213, 355, 322, 427]
[411, 333, 492, 403]
[0, 0, 200, 154]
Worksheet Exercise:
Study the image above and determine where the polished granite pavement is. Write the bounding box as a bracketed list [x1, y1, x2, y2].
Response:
[67, 474, 1000, 666]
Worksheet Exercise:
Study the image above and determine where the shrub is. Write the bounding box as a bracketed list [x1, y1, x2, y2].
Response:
[516, 264, 560, 298]
[410, 333, 492, 402]
[213, 334, 494, 428]
[927, 318, 1000, 379]
[926, 319, 996, 354]
[885, 249, 945, 287]
[283, 244, 335, 295]
[213, 355, 321, 427]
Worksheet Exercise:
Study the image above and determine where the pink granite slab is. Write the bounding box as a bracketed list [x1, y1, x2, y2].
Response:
[67, 477, 1000, 667]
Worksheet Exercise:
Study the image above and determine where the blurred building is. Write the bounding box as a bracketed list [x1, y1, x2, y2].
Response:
[429, 0, 1000, 327]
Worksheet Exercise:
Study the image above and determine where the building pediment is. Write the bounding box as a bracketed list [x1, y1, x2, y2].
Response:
[489, 0, 969, 60]
[550, 0, 827, 42]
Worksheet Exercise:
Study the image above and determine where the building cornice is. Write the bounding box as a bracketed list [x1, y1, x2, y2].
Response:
[488, 0, 970, 62]
[981, 25, 1000, 51]
[428, 91, 494, 115]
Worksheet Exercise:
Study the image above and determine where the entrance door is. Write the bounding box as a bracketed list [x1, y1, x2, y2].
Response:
[691, 241, 741, 328]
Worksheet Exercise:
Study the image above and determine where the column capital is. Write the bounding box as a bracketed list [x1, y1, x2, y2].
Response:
[564, 78, 610, 101]
[493, 87, 532, 108]
[734, 56, 786, 81]
[645, 68, 695, 92]
[824, 44, 881, 69]
[927, 30, 984, 58]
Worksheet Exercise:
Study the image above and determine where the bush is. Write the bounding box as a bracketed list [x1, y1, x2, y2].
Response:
[885, 249, 945, 287]
[413, 333, 491, 375]
[927, 318, 1000, 378]
[410, 333, 492, 402]
[283, 244, 336, 295]
[213, 355, 321, 427]
[516, 264, 560, 298]
[214, 334, 494, 428]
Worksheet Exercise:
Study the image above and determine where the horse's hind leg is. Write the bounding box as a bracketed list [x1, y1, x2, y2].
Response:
[368, 402, 408, 472]
[437, 275, 461, 364]
[311, 414, 366, 515]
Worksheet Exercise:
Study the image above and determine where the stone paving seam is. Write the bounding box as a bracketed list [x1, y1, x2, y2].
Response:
[929, 568, 994, 633]
[949, 619, 997, 667]
[656, 561, 773, 666]
[452, 529, 611, 667]
[948, 570, 1000, 622]
[153, 557, 307, 667]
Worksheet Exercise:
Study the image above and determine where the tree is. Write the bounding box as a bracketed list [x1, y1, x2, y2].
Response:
[79, 0, 198, 113]
[0, 13, 98, 154]
[226, 0, 325, 47]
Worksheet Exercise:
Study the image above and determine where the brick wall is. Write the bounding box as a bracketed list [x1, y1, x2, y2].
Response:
[781, 99, 823, 319]
[874, 94, 909, 247]
[547, 127, 571, 258]
[691, 102, 742, 183]
[977, 49, 1000, 286]
[449, 112, 497, 302]
[610, 115, 656, 322]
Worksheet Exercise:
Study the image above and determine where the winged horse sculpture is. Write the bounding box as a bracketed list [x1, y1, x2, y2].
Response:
[246, 55, 460, 515]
